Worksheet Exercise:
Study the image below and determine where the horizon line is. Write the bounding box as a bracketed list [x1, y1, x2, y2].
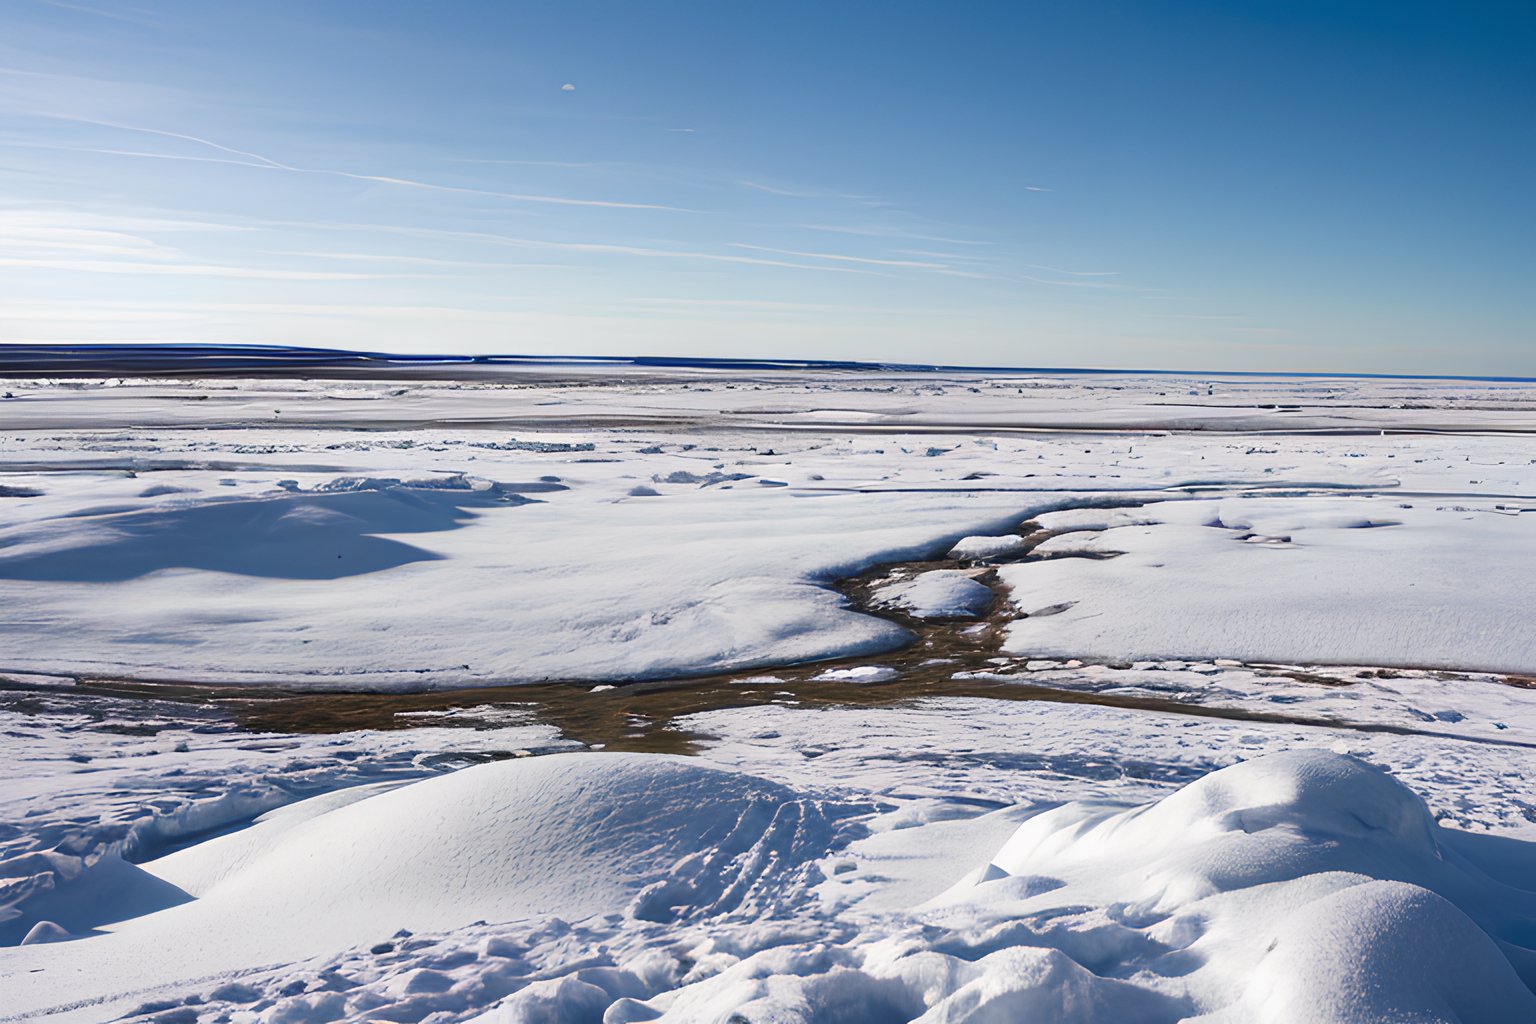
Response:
[0, 341, 1531, 385]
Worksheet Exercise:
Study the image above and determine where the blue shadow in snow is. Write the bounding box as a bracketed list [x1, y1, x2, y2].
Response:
[0, 477, 559, 582]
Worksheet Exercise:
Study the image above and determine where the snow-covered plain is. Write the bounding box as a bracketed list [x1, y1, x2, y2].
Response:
[2, 367, 1536, 1022]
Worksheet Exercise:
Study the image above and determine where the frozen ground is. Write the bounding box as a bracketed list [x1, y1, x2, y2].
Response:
[3, 370, 1533, 687]
[2, 367, 1535, 1022]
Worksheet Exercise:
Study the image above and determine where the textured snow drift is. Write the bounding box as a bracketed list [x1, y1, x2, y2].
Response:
[600, 751, 1536, 1024]
[934, 749, 1536, 1022]
[6, 750, 1535, 1023]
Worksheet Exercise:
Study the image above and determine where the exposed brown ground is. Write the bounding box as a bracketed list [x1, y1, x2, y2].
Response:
[5, 520, 1527, 755]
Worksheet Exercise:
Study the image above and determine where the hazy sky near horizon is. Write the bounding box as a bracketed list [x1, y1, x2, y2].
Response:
[1, 1, 1531, 374]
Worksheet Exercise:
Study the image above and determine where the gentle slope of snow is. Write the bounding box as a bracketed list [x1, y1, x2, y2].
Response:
[1001, 497, 1536, 672]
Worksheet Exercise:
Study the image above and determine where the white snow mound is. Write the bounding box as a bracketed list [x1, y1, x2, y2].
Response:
[1, 753, 859, 1020]
[935, 749, 1536, 1023]
[617, 751, 1536, 1024]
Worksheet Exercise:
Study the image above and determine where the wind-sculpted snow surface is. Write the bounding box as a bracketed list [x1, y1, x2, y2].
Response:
[944, 750, 1536, 1022]
[6, 750, 1534, 1023]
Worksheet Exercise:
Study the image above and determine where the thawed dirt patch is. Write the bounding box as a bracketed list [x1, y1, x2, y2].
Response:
[2, 516, 1526, 755]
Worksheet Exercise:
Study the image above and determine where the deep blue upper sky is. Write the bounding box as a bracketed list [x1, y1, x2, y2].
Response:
[2, 0, 1531, 373]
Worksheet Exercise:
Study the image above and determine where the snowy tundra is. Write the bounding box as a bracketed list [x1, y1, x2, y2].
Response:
[1, 367, 1535, 1023]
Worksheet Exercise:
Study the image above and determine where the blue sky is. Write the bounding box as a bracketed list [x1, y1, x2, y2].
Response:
[1, 0, 1531, 373]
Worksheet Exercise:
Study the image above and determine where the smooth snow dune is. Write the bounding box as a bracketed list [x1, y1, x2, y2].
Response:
[0, 753, 858, 1022]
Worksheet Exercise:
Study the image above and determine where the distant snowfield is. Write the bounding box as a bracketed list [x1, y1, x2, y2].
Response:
[3, 368, 1536, 1023]
[1, 371, 1533, 686]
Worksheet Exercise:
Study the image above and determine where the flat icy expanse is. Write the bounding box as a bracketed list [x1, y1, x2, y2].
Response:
[2, 368, 1535, 1023]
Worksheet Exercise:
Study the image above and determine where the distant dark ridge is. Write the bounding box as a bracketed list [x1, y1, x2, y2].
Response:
[0, 343, 435, 375]
[0, 343, 917, 377]
[0, 343, 1531, 383]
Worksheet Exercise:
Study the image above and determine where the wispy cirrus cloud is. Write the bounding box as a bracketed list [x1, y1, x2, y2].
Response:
[0, 256, 410, 279]
[794, 223, 994, 247]
[739, 180, 882, 203]
[727, 242, 949, 269]
[0, 206, 271, 277]
[13, 114, 684, 211]
[262, 224, 880, 276]
[1020, 263, 1118, 277]
[272, 251, 572, 271]
[37, 1, 157, 24]
[895, 248, 996, 263]
[1015, 272, 1142, 291]
[1144, 313, 1248, 321]
[728, 242, 997, 279]
[618, 297, 951, 316]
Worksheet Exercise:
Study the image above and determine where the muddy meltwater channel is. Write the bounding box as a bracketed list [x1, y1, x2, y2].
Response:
[3, 512, 1529, 757]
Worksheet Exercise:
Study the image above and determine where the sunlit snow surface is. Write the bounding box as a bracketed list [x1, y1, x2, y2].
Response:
[2, 368, 1536, 1023]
